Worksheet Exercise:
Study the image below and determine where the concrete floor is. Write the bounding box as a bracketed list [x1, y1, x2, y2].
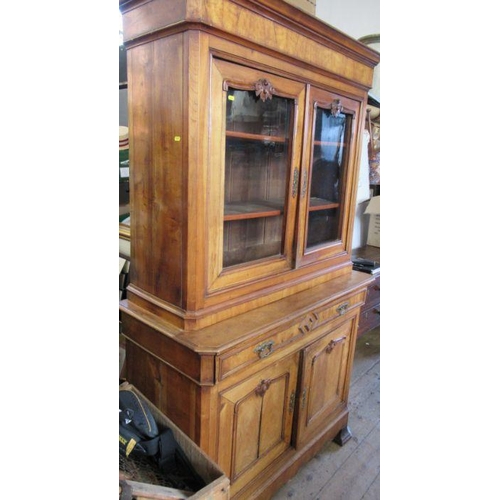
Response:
[272, 327, 380, 500]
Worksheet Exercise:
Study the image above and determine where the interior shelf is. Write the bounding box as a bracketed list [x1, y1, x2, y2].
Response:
[308, 197, 340, 212]
[226, 130, 287, 143]
[224, 200, 284, 221]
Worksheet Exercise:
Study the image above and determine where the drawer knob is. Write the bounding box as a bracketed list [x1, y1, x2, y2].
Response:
[254, 340, 275, 358]
[337, 302, 349, 315]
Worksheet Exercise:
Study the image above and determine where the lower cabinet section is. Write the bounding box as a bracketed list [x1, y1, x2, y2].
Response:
[121, 278, 369, 499]
[217, 318, 357, 498]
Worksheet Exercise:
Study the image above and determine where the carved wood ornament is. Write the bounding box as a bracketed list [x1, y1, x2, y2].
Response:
[255, 79, 275, 101]
[255, 378, 272, 396]
[299, 312, 319, 334]
[330, 99, 343, 117]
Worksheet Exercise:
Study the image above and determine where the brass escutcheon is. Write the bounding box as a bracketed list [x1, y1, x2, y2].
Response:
[288, 391, 296, 413]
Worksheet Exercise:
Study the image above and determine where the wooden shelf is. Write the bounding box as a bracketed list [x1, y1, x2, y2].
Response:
[308, 197, 340, 212]
[226, 130, 287, 143]
[224, 200, 284, 221]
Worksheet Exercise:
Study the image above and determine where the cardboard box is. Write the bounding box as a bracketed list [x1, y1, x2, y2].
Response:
[119, 382, 230, 500]
[283, 0, 316, 16]
[364, 196, 380, 247]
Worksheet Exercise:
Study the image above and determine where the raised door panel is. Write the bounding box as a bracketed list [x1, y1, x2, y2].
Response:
[296, 87, 362, 267]
[217, 352, 299, 496]
[295, 318, 355, 448]
[207, 58, 306, 294]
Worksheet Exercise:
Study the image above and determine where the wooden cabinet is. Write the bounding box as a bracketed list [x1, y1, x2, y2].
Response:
[118, 0, 379, 498]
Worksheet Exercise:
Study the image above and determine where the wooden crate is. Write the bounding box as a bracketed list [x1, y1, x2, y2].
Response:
[119, 382, 230, 500]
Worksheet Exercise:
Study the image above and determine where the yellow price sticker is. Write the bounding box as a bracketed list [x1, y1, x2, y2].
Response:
[174, 136, 181, 142]
[228, 95, 235, 101]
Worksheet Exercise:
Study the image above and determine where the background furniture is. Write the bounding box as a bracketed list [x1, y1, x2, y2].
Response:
[352, 245, 380, 336]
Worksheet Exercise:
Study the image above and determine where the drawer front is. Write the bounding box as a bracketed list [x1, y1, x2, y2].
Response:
[218, 291, 365, 380]
[365, 276, 380, 306]
[357, 303, 380, 336]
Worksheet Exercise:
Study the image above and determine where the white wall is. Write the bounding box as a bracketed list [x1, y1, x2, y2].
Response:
[316, 0, 380, 103]
[315, 0, 380, 40]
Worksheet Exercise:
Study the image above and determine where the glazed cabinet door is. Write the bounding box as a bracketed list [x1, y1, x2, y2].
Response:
[296, 87, 361, 266]
[294, 318, 356, 448]
[217, 352, 299, 496]
[207, 58, 306, 293]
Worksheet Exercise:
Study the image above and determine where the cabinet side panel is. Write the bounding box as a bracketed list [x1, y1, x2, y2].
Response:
[128, 34, 185, 307]
[124, 339, 200, 441]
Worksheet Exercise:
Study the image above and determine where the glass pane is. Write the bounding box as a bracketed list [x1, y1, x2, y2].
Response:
[306, 107, 351, 249]
[226, 89, 291, 137]
[224, 216, 284, 267]
[223, 88, 294, 268]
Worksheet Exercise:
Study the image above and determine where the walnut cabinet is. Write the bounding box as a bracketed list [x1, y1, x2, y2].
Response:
[119, 0, 379, 498]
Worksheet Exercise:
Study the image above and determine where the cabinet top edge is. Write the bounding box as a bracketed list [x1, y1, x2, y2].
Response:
[121, 271, 375, 353]
[119, 0, 380, 68]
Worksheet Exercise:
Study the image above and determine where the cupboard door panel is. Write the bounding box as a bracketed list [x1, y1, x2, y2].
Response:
[296, 87, 362, 267]
[295, 318, 355, 448]
[207, 58, 306, 293]
[217, 352, 299, 494]
[307, 337, 344, 422]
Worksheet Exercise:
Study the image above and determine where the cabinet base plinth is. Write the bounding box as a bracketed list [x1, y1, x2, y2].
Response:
[333, 425, 352, 446]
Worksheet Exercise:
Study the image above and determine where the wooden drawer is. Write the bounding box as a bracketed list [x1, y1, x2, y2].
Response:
[217, 291, 365, 380]
[357, 302, 380, 336]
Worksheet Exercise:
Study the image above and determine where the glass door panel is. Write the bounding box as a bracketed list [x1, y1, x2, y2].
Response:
[207, 58, 305, 294]
[306, 104, 352, 250]
[223, 87, 294, 268]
